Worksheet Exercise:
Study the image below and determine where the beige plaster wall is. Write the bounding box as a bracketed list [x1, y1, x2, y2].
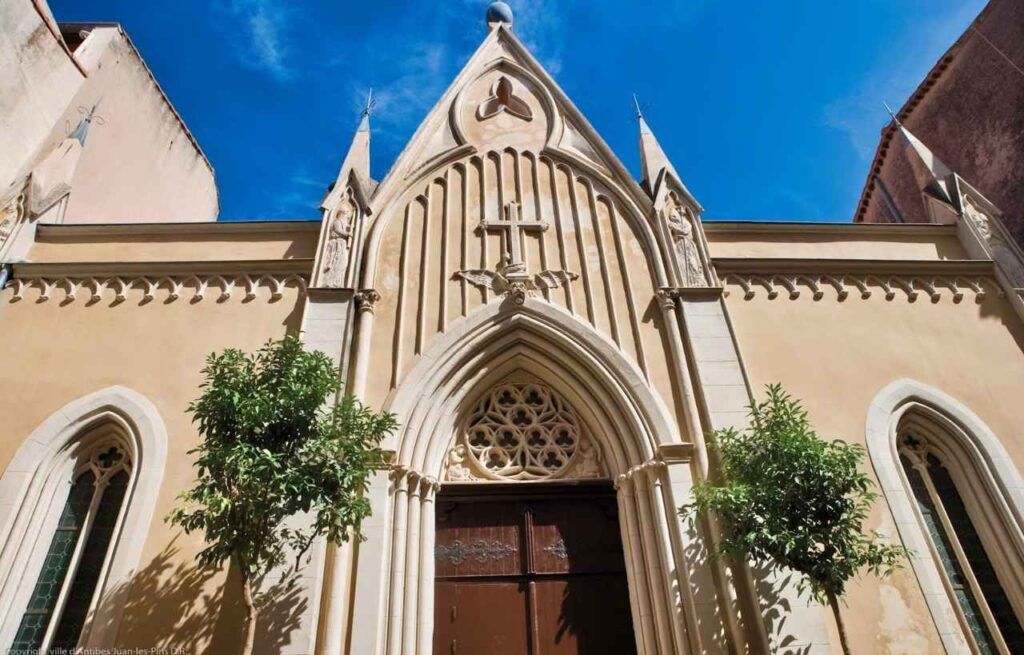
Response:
[27, 222, 320, 263]
[0, 284, 306, 651]
[0, 0, 82, 190]
[705, 224, 968, 261]
[724, 281, 1024, 653]
[44, 27, 218, 223]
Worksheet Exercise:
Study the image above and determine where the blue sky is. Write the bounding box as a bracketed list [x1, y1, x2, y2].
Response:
[50, 0, 986, 222]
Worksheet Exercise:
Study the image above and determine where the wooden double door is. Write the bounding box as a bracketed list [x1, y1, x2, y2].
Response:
[433, 483, 637, 655]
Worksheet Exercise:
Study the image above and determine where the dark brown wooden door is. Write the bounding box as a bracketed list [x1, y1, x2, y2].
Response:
[433, 483, 637, 655]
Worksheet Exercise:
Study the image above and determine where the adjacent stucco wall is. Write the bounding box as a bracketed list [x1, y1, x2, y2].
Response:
[860, 0, 1024, 243]
[723, 279, 1024, 653]
[1, 1, 218, 223]
[0, 280, 305, 652]
[0, 0, 82, 190]
[43, 26, 218, 223]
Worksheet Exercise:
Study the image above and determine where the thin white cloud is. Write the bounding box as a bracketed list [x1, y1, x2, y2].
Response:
[341, 1, 569, 160]
[221, 0, 296, 82]
[824, 0, 987, 159]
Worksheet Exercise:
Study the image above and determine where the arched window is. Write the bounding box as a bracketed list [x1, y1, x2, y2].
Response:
[897, 422, 1024, 654]
[6, 434, 132, 654]
[0, 387, 168, 654]
[10, 443, 131, 654]
[867, 381, 1024, 654]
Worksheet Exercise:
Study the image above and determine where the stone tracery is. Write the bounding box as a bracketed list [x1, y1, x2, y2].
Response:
[444, 381, 605, 482]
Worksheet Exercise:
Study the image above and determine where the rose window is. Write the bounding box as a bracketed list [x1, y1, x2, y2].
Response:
[459, 382, 588, 481]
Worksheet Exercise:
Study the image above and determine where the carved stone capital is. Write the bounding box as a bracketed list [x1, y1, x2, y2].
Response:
[655, 287, 678, 311]
[355, 288, 381, 313]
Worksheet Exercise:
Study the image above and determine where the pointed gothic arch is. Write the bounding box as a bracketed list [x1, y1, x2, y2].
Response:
[866, 379, 1024, 653]
[346, 298, 710, 655]
[0, 386, 168, 652]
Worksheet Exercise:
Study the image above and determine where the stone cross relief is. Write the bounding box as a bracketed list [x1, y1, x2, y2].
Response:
[666, 204, 708, 287]
[319, 194, 356, 288]
[455, 201, 577, 304]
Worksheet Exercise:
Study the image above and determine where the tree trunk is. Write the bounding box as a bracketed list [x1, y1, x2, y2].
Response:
[238, 559, 258, 655]
[827, 591, 852, 655]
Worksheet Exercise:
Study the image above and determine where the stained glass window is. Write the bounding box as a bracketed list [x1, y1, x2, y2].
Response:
[900, 441, 1024, 654]
[9, 445, 130, 654]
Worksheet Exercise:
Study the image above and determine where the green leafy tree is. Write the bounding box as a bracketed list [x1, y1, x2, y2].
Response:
[168, 337, 396, 655]
[681, 384, 906, 655]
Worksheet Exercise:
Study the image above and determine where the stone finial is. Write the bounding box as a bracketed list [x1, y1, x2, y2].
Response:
[486, 2, 513, 27]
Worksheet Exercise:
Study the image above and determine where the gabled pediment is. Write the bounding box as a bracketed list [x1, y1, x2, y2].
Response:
[369, 25, 649, 214]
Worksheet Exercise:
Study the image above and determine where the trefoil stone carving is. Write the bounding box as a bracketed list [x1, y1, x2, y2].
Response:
[477, 76, 533, 122]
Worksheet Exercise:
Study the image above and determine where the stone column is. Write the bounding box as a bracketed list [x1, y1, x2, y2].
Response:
[678, 291, 829, 653]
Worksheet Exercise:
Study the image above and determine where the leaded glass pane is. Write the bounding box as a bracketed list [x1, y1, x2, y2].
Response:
[48, 469, 129, 652]
[901, 454, 999, 654]
[10, 470, 95, 653]
[926, 455, 1024, 653]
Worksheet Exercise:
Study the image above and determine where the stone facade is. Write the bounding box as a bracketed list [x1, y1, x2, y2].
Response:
[2, 2, 1024, 654]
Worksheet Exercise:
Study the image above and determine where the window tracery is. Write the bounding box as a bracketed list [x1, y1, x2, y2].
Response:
[898, 427, 1024, 654]
[444, 382, 605, 482]
[10, 443, 132, 654]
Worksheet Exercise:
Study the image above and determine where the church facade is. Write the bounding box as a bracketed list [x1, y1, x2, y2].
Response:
[2, 2, 1024, 654]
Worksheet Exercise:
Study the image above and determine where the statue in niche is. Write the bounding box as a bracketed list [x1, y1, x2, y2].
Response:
[569, 438, 603, 479]
[667, 204, 707, 286]
[320, 194, 356, 288]
[963, 197, 1002, 246]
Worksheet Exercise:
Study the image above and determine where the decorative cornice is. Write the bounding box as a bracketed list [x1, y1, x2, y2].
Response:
[34, 220, 321, 240]
[9, 259, 313, 278]
[704, 221, 958, 237]
[713, 258, 993, 276]
[723, 272, 992, 303]
[4, 270, 308, 305]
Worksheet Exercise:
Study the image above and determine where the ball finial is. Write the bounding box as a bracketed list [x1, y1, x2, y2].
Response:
[486, 2, 513, 27]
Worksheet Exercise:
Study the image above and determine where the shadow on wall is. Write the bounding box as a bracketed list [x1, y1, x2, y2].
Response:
[750, 560, 812, 655]
[91, 540, 308, 654]
[679, 515, 812, 655]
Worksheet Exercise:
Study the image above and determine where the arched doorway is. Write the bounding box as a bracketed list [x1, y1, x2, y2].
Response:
[433, 378, 635, 654]
[345, 303, 721, 655]
[433, 483, 636, 654]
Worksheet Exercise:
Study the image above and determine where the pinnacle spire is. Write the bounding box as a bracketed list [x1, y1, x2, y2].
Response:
[320, 93, 373, 211]
[635, 99, 680, 191]
[884, 103, 953, 203]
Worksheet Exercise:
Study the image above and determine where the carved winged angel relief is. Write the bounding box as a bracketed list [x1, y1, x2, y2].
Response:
[477, 76, 533, 122]
[456, 266, 577, 305]
[455, 201, 577, 304]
